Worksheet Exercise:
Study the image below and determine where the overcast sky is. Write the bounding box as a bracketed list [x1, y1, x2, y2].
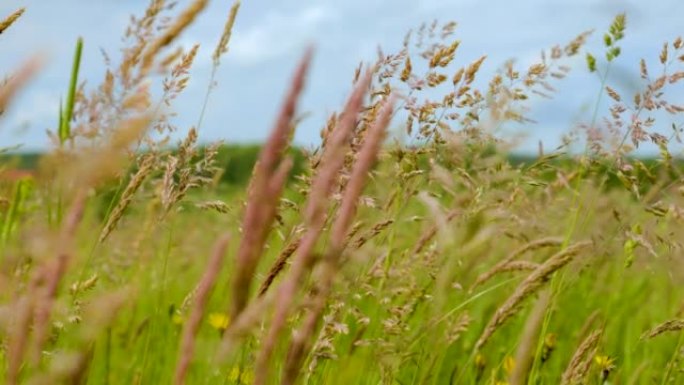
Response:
[1, 0, 683, 153]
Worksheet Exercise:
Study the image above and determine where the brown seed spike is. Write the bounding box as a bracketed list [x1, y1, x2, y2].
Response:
[660, 42, 669, 64]
[0, 56, 43, 115]
[174, 234, 230, 385]
[641, 319, 684, 339]
[141, 0, 209, 73]
[510, 291, 551, 385]
[212, 0, 241, 66]
[605, 86, 621, 102]
[0, 8, 25, 35]
[476, 241, 591, 349]
[230, 48, 313, 318]
[561, 328, 603, 385]
[253, 67, 374, 385]
[281, 95, 395, 385]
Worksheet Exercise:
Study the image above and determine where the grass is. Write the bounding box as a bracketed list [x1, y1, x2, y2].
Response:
[2, 3, 684, 385]
[58, 37, 83, 147]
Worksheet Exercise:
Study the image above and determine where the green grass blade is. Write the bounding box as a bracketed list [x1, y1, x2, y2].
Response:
[58, 97, 63, 135]
[59, 36, 83, 145]
[1, 177, 32, 245]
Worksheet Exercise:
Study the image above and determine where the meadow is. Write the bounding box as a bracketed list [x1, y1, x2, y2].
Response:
[2, 3, 684, 385]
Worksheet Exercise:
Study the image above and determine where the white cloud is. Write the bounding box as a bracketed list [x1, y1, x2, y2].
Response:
[2, 0, 684, 152]
[9, 89, 60, 127]
[229, 5, 335, 66]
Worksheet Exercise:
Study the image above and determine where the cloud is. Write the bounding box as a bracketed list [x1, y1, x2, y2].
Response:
[2, 0, 683, 153]
[0, 88, 59, 150]
[8, 89, 59, 127]
[229, 5, 335, 66]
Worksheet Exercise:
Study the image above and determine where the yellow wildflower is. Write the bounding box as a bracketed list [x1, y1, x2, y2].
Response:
[228, 367, 254, 384]
[542, 333, 557, 363]
[595, 355, 615, 370]
[503, 355, 516, 376]
[474, 353, 486, 369]
[594, 355, 616, 381]
[208, 312, 230, 332]
[171, 313, 184, 326]
[474, 353, 486, 380]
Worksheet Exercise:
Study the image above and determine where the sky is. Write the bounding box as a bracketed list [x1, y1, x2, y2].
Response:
[1, 0, 683, 154]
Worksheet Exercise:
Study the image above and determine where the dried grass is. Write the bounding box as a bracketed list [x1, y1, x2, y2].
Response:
[0, 57, 42, 116]
[174, 234, 230, 385]
[471, 236, 564, 290]
[253, 69, 375, 385]
[281, 95, 395, 385]
[212, 1, 241, 66]
[99, 154, 156, 243]
[0, 8, 25, 35]
[641, 319, 684, 339]
[561, 328, 603, 385]
[141, 0, 209, 72]
[258, 236, 302, 297]
[230, 49, 313, 318]
[476, 240, 592, 349]
[509, 290, 551, 385]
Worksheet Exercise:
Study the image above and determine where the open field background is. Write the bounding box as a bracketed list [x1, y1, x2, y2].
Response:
[2, 2, 684, 385]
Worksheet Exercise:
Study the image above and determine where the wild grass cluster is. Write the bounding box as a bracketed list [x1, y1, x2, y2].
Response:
[2, 2, 684, 384]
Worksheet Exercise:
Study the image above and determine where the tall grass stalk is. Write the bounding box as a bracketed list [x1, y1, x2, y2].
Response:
[59, 37, 83, 146]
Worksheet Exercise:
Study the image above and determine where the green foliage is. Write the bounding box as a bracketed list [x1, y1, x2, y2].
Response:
[214, 144, 308, 186]
[586, 53, 597, 72]
[59, 37, 83, 145]
[1, 177, 32, 245]
[0, 151, 41, 169]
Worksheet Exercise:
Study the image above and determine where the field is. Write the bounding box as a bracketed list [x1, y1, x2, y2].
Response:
[2, 3, 684, 385]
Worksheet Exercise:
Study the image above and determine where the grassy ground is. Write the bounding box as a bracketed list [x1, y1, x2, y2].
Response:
[2, 145, 684, 384]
